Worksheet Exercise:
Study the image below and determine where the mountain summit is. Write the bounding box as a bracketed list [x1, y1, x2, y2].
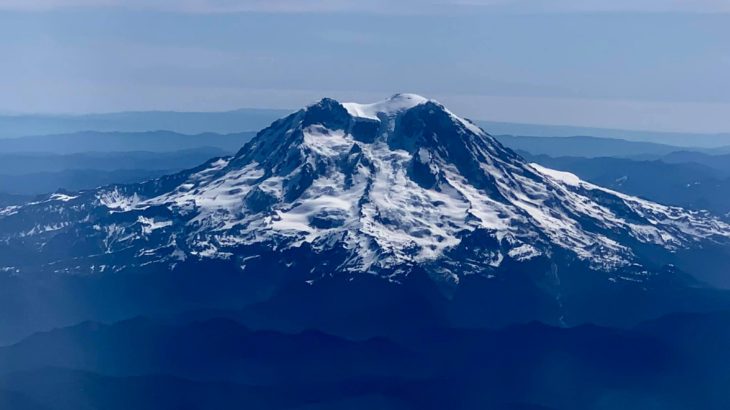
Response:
[1, 94, 729, 333]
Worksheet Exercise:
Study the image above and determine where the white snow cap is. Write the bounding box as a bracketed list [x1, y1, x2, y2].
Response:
[342, 93, 431, 120]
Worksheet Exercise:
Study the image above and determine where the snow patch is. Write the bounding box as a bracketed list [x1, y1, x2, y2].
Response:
[530, 163, 582, 187]
[343, 93, 429, 120]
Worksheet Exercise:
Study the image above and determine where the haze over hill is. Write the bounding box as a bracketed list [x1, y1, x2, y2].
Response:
[0, 110, 287, 139]
[482, 121, 730, 148]
[3, 109, 729, 148]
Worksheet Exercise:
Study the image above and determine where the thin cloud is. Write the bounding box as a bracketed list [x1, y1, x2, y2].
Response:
[2, 0, 730, 13]
[482, 0, 730, 13]
[0, 0, 395, 13]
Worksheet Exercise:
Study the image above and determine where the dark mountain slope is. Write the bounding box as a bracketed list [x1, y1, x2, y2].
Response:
[4, 311, 730, 409]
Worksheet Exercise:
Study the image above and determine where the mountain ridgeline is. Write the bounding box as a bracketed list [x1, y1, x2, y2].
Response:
[1, 94, 730, 343]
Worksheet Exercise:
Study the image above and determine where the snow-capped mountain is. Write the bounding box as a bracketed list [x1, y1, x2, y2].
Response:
[0, 94, 728, 289]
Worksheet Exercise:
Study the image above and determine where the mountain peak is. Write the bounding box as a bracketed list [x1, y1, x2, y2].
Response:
[2, 94, 729, 292]
[342, 93, 431, 121]
[244, 94, 479, 167]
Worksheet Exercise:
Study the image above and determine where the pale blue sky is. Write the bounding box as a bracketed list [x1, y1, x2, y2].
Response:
[1, 1, 730, 132]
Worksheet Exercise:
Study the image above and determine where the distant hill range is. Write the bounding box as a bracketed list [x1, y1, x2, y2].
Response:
[503, 135, 730, 218]
[0, 149, 231, 196]
[0, 130, 254, 154]
[2, 108, 728, 148]
[0, 109, 289, 138]
[480, 120, 730, 148]
[494, 135, 730, 158]
[4, 310, 730, 410]
[521, 152, 730, 217]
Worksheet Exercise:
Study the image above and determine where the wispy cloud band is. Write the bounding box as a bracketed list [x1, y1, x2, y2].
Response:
[1, 0, 729, 13]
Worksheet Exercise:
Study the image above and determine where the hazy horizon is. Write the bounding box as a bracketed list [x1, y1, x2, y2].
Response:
[2, 1, 730, 134]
